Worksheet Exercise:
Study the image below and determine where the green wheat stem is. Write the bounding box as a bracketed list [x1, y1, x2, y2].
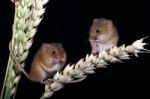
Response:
[0, 58, 11, 99]
[4, 60, 14, 99]
[0, 3, 18, 98]
[1, 0, 49, 98]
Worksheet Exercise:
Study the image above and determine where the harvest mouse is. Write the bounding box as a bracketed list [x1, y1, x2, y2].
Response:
[89, 18, 119, 54]
[9, 42, 87, 84]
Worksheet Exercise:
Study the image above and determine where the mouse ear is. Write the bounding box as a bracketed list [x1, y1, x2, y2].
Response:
[93, 18, 99, 23]
[57, 43, 63, 48]
[107, 20, 113, 24]
[58, 43, 62, 46]
[42, 43, 48, 47]
[42, 43, 51, 50]
[105, 20, 113, 28]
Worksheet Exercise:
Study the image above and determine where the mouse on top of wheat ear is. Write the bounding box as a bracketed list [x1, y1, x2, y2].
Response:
[89, 18, 119, 54]
[9, 42, 87, 84]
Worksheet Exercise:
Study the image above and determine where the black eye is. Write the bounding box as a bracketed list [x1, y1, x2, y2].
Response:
[96, 29, 100, 33]
[52, 50, 56, 54]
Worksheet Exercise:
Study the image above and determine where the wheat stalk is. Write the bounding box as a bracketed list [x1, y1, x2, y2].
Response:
[40, 37, 149, 99]
[0, 0, 49, 98]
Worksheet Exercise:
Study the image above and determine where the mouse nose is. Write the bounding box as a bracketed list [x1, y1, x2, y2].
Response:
[55, 56, 66, 63]
[54, 58, 60, 63]
[60, 57, 66, 62]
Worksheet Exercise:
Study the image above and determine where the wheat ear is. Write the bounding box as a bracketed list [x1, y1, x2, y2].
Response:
[40, 37, 149, 99]
[0, 0, 49, 98]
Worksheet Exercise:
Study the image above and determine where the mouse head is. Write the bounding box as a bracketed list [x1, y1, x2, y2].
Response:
[89, 18, 115, 43]
[42, 43, 67, 66]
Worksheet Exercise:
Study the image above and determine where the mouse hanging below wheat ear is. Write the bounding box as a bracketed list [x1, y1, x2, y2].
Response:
[9, 42, 87, 85]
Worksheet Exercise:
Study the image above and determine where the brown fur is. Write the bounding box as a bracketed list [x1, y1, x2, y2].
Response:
[89, 18, 119, 54]
[29, 43, 67, 81]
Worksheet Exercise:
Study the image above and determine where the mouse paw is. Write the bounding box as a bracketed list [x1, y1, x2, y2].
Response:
[97, 43, 113, 51]
[41, 79, 53, 85]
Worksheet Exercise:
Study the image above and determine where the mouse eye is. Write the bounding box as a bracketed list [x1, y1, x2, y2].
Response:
[52, 50, 56, 55]
[96, 29, 100, 33]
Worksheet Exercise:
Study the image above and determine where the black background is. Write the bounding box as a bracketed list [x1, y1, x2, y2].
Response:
[0, 0, 150, 99]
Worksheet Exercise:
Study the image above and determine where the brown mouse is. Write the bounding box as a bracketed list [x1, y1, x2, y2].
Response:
[89, 18, 119, 54]
[9, 42, 87, 84]
[29, 43, 67, 81]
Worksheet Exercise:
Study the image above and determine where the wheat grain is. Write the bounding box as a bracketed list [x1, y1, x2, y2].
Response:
[40, 37, 149, 99]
